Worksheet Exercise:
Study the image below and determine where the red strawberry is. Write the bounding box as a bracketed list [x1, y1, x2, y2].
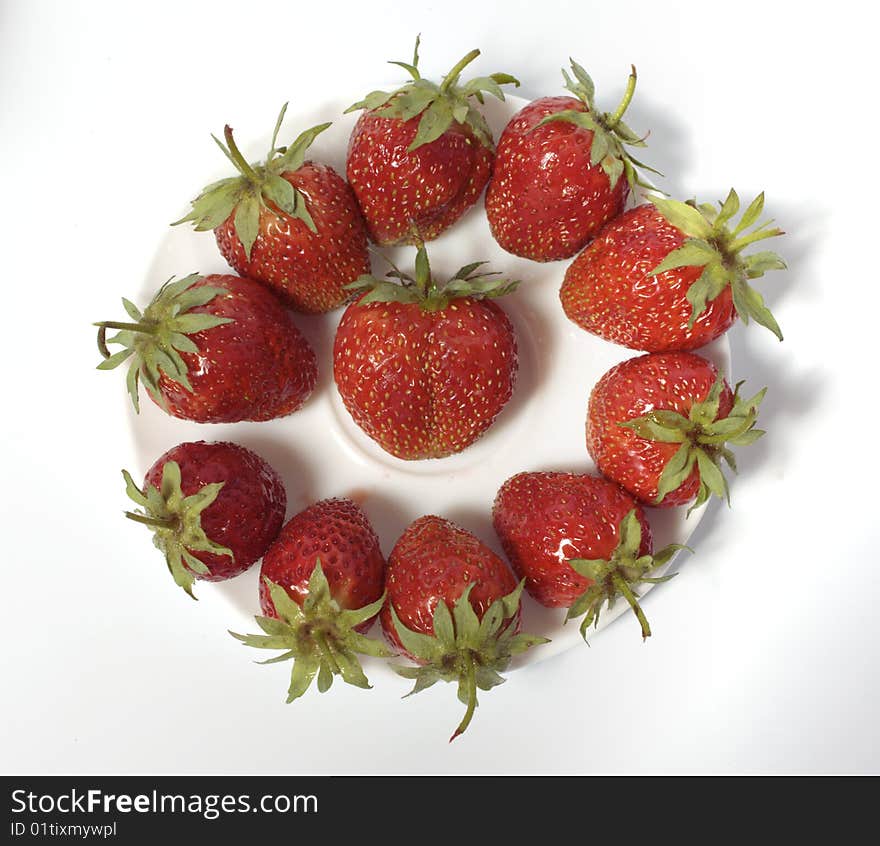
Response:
[345, 37, 519, 245]
[333, 245, 518, 459]
[587, 352, 766, 511]
[560, 190, 786, 350]
[381, 515, 547, 740]
[123, 440, 286, 598]
[486, 60, 656, 262]
[258, 498, 386, 626]
[174, 104, 370, 313]
[231, 498, 390, 701]
[493, 472, 688, 640]
[96, 273, 317, 422]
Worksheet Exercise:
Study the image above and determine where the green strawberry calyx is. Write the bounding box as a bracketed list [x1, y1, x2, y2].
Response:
[647, 189, 787, 340]
[94, 274, 233, 413]
[535, 60, 660, 193]
[172, 103, 331, 259]
[345, 35, 520, 151]
[230, 563, 392, 702]
[619, 374, 767, 513]
[390, 581, 548, 741]
[346, 244, 518, 312]
[566, 509, 690, 642]
[122, 461, 232, 599]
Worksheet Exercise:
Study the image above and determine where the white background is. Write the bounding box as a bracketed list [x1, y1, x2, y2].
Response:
[1, 0, 876, 774]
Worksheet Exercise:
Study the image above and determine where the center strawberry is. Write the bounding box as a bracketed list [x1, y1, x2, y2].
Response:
[333, 245, 519, 460]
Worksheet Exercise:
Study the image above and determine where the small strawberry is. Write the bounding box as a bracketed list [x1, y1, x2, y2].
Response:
[174, 104, 370, 313]
[486, 60, 656, 262]
[493, 472, 688, 640]
[122, 440, 286, 598]
[230, 498, 391, 700]
[560, 190, 786, 350]
[95, 273, 317, 422]
[381, 515, 547, 740]
[345, 36, 519, 245]
[587, 352, 766, 512]
[333, 245, 518, 460]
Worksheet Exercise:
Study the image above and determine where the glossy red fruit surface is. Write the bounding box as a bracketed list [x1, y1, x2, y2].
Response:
[333, 296, 517, 460]
[486, 96, 628, 262]
[259, 498, 386, 632]
[561, 204, 736, 351]
[155, 275, 317, 423]
[347, 114, 492, 246]
[587, 352, 734, 507]
[493, 472, 651, 607]
[143, 441, 286, 581]
[215, 162, 370, 314]
[380, 515, 519, 659]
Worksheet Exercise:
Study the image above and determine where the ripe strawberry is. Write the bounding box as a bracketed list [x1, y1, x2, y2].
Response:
[230, 498, 391, 701]
[333, 245, 518, 459]
[95, 273, 317, 422]
[230, 499, 393, 703]
[345, 36, 519, 245]
[257, 498, 386, 625]
[381, 515, 547, 740]
[560, 190, 786, 350]
[486, 60, 656, 262]
[174, 104, 370, 313]
[587, 352, 766, 511]
[122, 440, 286, 598]
[493, 472, 688, 640]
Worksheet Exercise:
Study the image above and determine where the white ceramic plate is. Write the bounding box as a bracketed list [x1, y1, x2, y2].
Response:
[128, 93, 730, 671]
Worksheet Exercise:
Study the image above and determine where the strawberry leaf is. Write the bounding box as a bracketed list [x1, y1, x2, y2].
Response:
[648, 189, 786, 337]
[409, 97, 455, 151]
[622, 373, 766, 508]
[347, 39, 517, 151]
[566, 509, 689, 641]
[263, 173, 297, 215]
[234, 193, 261, 260]
[536, 61, 657, 193]
[350, 244, 517, 310]
[649, 239, 717, 275]
[345, 89, 396, 113]
[565, 60, 595, 105]
[230, 565, 391, 702]
[121, 461, 232, 598]
[391, 579, 547, 740]
[95, 276, 232, 413]
[648, 196, 714, 239]
[174, 109, 329, 249]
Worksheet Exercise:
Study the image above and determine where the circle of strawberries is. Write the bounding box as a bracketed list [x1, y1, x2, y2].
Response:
[96, 37, 785, 741]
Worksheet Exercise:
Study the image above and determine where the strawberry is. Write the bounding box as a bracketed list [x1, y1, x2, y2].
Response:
[122, 440, 286, 598]
[174, 104, 370, 313]
[333, 245, 518, 460]
[230, 498, 391, 701]
[560, 190, 786, 350]
[381, 515, 547, 740]
[485, 60, 656, 262]
[95, 273, 317, 422]
[587, 352, 766, 512]
[493, 472, 688, 640]
[345, 36, 519, 245]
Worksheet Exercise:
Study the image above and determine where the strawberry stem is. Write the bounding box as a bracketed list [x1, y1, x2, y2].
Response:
[223, 125, 260, 184]
[606, 65, 637, 129]
[124, 510, 178, 529]
[612, 572, 651, 640]
[450, 654, 477, 742]
[439, 49, 480, 93]
[94, 321, 156, 359]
